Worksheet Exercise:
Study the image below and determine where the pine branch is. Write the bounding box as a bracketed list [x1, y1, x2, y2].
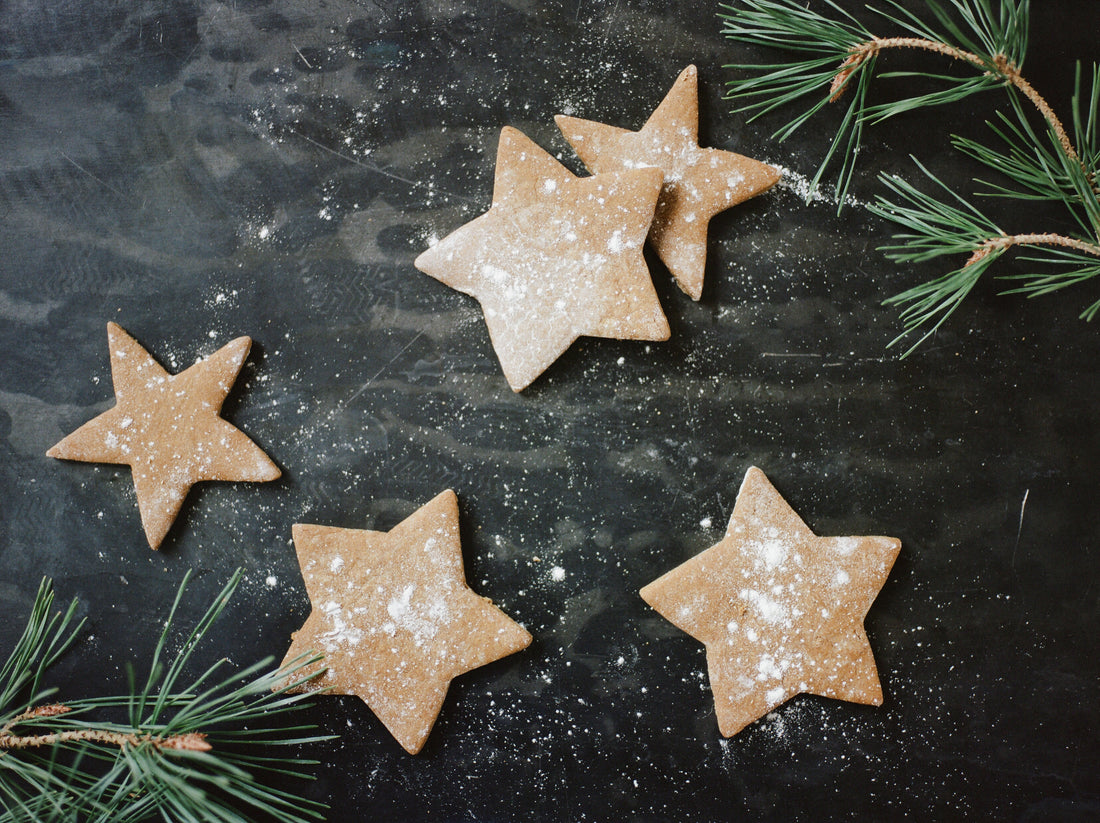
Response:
[869, 160, 1100, 351]
[720, 0, 1100, 352]
[0, 572, 332, 823]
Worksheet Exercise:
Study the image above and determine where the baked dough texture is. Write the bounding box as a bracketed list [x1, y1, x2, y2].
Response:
[640, 467, 900, 737]
[557, 65, 781, 300]
[415, 126, 669, 391]
[47, 322, 280, 549]
[281, 489, 532, 754]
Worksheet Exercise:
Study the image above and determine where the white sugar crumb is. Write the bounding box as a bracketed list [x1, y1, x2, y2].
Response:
[204, 289, 239, 311]
[757, 654, 783, 681]
[320, 601, 363, 650]
[834, 537, 860, 555]
[758, 538, 787, 569]
[265, 575, 278, 588]
[775, 164, 866, 208]
[741, 588, 787, 624]
[764, 711, 787, 736]
[382, 582, 451, 644]
[699, 516, 712, 529]
[387, 584, 416, 621]
[550, 565, 566, 582]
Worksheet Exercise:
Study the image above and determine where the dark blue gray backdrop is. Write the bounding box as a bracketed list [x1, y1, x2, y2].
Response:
[1, 1, 1098, 820]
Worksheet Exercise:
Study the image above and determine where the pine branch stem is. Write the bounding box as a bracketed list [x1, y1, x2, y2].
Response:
[834, 36, 1081, 165]
[0, 702, 211, 753]
[967, 232, 1100, 265]
[994, 56, 1079, 164]
[870, 36, 981, 66]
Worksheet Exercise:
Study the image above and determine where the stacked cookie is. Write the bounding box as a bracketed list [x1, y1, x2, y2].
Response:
[415, 65, 780, 391]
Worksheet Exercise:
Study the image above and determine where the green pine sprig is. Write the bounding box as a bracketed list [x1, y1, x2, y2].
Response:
[719, 0, 1100, 352]
[0, 571, 331, 823]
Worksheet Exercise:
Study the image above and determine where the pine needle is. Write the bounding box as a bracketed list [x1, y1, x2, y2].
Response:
[0, 574, 332, 823]
[720, 0, 1100, 352]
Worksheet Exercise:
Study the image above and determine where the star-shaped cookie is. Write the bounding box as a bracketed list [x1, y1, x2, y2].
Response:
[640, 467, 900, 737]
[556, 64, 781, 300]
[281, 489, 532, 754]
[47, 323, 280, 549]
[414, 126, 669, 392]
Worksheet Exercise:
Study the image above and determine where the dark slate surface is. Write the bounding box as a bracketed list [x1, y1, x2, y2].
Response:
[2, 1, 1099, 820]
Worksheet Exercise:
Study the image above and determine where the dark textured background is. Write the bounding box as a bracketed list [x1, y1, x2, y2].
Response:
[2, 1, 1099, 820]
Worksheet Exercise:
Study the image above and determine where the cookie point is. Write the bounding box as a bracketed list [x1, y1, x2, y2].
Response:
[738, 466, 769, 497]
[106, 321, 129, 343]
[512, 624, 534, 651]
[882, 536, 903, 562]
[223, 335, 253, 364]
[412, 246, 434, 273]
[676, 64, 699, 87]
[499, 124, 524, 144]
[554, 113, 584, 131]
[400, 738, 426, 755]
[503, 369, 535, 392]
[434, 488, 459, 506]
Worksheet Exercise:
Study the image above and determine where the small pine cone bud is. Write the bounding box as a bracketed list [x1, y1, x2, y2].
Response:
[162, 732, 212, 752]
[830, 53, 864, 101]
[29, 704, 71, 718]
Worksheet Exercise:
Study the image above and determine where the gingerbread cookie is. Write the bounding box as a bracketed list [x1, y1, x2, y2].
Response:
[415, 126, 669, 391]
[640, 467, 900, 737]
[281, 489, 532, 754]
[47, 323, 280, 549]
[557, 65, 781, 300]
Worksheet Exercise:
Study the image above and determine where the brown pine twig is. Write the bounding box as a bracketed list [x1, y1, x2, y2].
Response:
[0, 702, 211, 753]
[966, 232, 1100, 266]
[831, 36, 1083, 168]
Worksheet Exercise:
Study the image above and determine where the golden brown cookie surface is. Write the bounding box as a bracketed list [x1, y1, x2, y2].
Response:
[47, 322, 280, 549]
[414, 126, 669, 391]
[281, 489, 532, 754]
[640, 466, 900, 737]
[557, 65, 781, 300]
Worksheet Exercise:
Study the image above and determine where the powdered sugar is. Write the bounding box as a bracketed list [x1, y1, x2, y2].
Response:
[740, 588, 788, 625]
